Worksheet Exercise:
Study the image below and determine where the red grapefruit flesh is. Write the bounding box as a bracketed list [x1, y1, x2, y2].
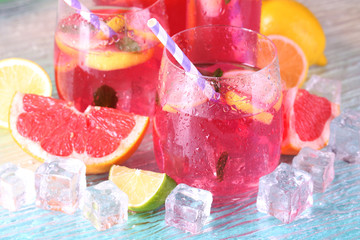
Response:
[281, 87, 340, 155]
[9, 92, 149, 174]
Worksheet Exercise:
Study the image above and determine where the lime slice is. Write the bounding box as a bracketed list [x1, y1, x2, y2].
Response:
[109, 165, 177, 212]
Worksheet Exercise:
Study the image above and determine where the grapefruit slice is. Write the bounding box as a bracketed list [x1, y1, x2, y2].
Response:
[9, 93, 149, 174]
[268, 35, 309, 90]
[281, 87, 340, 155]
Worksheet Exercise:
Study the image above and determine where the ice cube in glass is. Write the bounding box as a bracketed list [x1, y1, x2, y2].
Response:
[293, 147, 335, 192]
[82, 180, 128, 231]
[328, 110, 360, 163]
[256, 163, 313, 224]
[35, 158, 86, 214]
[165, 183, 213, 234]
[0, 163, 35, 211]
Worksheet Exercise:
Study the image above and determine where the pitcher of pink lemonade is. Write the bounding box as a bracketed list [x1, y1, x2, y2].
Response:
[187, 0, 262, 31]
[54, 0, 168, 116]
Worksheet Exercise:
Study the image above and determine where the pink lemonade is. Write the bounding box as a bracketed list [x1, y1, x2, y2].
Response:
[164, 0, 187, 36]
[153, 62, 282, 196]
[187, 0, 262, 31]
[54, 2, 167, 116]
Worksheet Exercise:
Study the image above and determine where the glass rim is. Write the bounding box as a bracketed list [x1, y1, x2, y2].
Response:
[61, 0, 164, 17]
[165, 25, 279, 80]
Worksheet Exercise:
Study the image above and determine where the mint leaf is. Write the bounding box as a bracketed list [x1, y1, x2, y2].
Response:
[209, 68, 223, 92]
[93, 85, 118, 108]
[212, 68, 223, 77]
[210, 80, 221, 93]
[216, 151, 228, 182]
[225, 0, 231, 4]
[116, 36, 141, 52]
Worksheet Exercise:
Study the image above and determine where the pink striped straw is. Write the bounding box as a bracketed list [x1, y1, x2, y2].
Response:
[147, 18, 220, 101]
[63, 0, 116, 38]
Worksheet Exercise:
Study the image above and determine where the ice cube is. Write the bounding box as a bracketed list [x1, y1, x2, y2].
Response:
[328, 109, 360, 163]
[304, 75, 342, 105]
[82, 180, 128, 231]
[165, 183, 213, 234]
[35, 158, 86, 214]
[293, 147, 335, 192]
[256, 163, 313, 224]
[0, 163, 35, 211]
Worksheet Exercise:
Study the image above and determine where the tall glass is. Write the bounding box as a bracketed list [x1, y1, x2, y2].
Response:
[54, 0, 168, 116]
[153, 26, 282, 196]
[187, 0, 261, 31]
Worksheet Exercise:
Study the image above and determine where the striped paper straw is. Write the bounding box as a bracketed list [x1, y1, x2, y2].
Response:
[147, 18, 220, 101]
[63, 0, 116, 38]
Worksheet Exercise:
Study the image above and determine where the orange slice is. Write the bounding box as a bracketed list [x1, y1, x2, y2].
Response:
[281, 87, 340, 155]
[268, 35, 309, 90]
[9, 92, 149, 174]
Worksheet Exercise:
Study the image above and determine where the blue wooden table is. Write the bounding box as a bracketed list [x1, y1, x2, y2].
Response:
[1, 0, 360, 239]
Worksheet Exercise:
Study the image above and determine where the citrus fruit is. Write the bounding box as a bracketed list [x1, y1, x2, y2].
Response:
[109, 165, 177, 212]
[9, 92, 149, 174]
[281, 87, 340, 155]
[223, 69, 282, 125]
[0, 58, 52, 129]
[268, 35, 309, 89]
[55, 32, 155, 71]
[84, 48, 155, 71]
[55, 13, 155, 72]
[261, 0, 327, 66]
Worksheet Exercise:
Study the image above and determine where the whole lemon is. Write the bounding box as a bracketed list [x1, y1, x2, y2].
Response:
[261, 0, 327, 66]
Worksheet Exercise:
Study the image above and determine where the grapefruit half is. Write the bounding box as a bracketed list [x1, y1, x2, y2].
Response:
[9, 93, 149, 174]
[281, 87, 340, 155]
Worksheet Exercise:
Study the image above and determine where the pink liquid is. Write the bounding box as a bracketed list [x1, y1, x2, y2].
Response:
[153, 63, 282, 196]
[187, 0, 262, 32]
[54, 8, 164, 116]
[164, 0, 187, 36]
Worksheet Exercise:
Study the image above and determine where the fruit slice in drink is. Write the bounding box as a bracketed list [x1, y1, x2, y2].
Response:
[9, 93, 149, 174]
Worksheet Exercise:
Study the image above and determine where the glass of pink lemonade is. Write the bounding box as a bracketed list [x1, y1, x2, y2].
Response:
[187, 0, 262, 32]
[153, 26, 282, 196]
[54, 0, 168, 116]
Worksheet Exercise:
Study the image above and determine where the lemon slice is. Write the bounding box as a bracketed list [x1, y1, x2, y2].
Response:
[85, 48, 154, 71]
[0, 58, 52, 128]
[55, 33, 155, 71]
[109, 166, 177, 212]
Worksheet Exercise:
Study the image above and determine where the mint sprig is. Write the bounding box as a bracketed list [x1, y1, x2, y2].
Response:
[216, 151, 229, 182]
[93, 85, 118, 109]
[209, 68, 223, 92]
[116, 36, 141, 52]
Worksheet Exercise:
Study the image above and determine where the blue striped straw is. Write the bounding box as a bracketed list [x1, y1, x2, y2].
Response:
[63, 0, 116, 38]
[147, 18, 220, 101]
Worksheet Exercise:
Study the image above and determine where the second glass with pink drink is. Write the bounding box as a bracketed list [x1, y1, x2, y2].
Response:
[153, 26, 282, 196]
[54, 0, 168, 116]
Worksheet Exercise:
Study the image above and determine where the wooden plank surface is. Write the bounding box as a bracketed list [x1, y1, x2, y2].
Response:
[0, 0, 360, 238]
